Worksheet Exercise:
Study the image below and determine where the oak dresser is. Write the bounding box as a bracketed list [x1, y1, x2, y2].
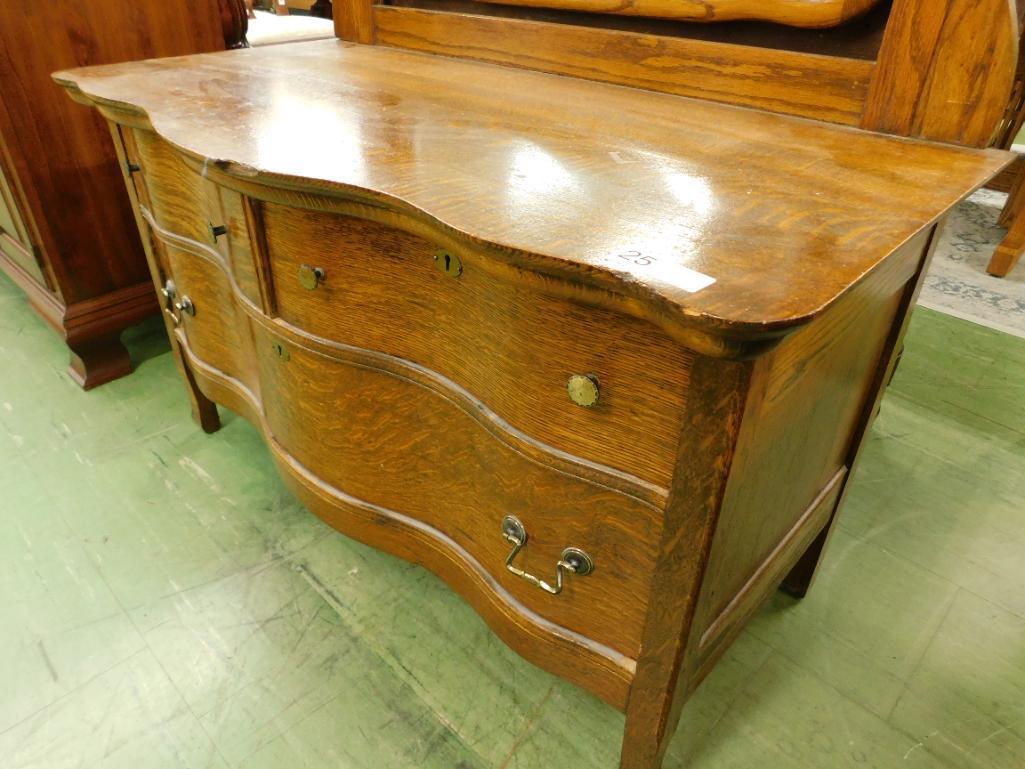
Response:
[56, 1, 1014, 765]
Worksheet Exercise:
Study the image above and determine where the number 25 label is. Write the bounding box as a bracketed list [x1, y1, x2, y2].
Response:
[617, 250, 657, 267]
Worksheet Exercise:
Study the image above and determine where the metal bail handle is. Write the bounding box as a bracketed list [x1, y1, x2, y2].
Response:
[501, 515, 594, 595]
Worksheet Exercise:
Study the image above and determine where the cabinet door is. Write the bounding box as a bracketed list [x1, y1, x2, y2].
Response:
[0, 160, 46, 284]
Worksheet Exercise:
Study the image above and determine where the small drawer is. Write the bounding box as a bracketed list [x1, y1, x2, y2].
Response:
[163, 243, 259, 396]
[127, 130, 261, 307]
[130, 129, 225, 248]
[261, 203, 693, 492]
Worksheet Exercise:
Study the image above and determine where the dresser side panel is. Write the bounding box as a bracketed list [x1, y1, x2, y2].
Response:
[689, 228, 932, 667]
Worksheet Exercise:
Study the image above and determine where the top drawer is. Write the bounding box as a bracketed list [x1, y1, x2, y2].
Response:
[261, 203, 692, 491]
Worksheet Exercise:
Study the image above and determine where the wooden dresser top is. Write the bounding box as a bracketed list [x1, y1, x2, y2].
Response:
[55, 39, 1009, 341]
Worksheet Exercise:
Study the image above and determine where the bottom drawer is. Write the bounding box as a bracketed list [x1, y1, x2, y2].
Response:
[251, 320, 662, 659]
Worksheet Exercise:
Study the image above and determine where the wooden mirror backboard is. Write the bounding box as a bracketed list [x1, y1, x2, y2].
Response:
[333, 0, 1018, 150]
[468, 0, 884, 27]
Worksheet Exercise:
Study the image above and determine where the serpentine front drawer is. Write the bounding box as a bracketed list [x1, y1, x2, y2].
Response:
[261, 202, 693, 492]
[56, 40, 1011, 769]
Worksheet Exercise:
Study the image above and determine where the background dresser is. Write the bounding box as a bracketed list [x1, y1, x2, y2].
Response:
[0, 0, 238, 388]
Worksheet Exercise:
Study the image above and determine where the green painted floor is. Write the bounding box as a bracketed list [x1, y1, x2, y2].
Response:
[1, 269, 1024, 769]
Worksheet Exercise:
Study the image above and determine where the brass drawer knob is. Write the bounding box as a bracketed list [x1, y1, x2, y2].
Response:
[299, 264, 325, 290]
[207, 222, 228, 244]
[501, 515, 594, 596]
[567, 374, 600, 407]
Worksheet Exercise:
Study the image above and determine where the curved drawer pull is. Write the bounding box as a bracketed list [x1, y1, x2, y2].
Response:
[501, 515, 594, 595]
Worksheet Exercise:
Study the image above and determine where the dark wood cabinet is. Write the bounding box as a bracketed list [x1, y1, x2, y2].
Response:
[0, 1, 229, 388]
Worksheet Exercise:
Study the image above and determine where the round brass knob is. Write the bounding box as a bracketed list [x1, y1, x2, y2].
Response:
[567, 374, 600, 407]
[299, 264, 325, 290]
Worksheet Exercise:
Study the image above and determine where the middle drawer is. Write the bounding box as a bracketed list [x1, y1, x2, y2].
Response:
[261, 202, 692, 492]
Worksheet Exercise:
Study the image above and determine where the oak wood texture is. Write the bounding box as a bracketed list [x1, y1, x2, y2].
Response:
[0, 0, 226, 388]
[374, 0, 1023, 280]
[388, 0, 892, 59]
[341, 0, 1018, 155]
[259, 204, 691, 493]
[469, 0, 881, 27]
[372, 7, 876, 125]
[861, 0, 1019, 148]
[58, 36, 1009, 769]
[54, 41, 1009, 356]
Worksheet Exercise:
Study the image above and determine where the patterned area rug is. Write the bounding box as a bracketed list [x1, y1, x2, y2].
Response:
[920, 189, 1025, 338]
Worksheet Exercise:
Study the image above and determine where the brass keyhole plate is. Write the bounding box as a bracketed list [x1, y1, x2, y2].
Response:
[433, 248, 462, 277]
[271, 341, 290, 361]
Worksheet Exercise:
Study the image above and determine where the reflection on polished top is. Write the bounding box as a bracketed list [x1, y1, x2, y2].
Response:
[55, 39, 1009, 338]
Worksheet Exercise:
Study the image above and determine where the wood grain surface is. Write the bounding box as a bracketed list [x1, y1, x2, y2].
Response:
[468, 0, 881, 27]
[54, 41, 1009, 349]
[135, 200, 643, 706]
[261, 203, 691, 492]
[861, 0, 1019, 147]
[136, 185, 677, 662]
[372, 7, 875, 125]
[692, 228, 931, 651]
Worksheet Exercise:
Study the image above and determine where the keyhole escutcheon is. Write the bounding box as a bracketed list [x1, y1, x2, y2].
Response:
[433, 248, 462, 277]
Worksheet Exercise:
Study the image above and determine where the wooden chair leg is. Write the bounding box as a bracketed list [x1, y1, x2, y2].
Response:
[988, 202, 1025, 276]
[997, 160, 1025, 228]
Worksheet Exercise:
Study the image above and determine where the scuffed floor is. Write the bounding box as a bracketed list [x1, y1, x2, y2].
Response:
[1, 268, 1024, 768]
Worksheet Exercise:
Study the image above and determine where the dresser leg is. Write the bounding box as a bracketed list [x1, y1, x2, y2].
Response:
[619, 689, 678, 769]
[779, 513, 837, 598]
[67, 331, 133, 390]
[171, 340, 221, 434]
